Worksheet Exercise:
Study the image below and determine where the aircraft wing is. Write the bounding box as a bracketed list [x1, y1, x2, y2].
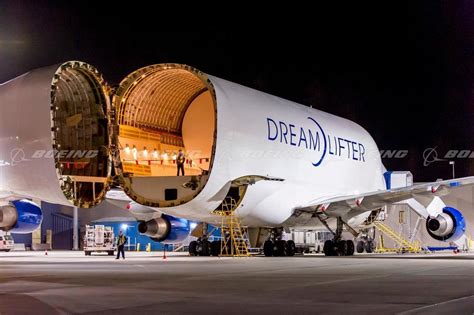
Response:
[295, 176, 474, 217]
[105, 188, 158, 216]
[105, 188, 134, 209]
[0, 190, 30, 205]
[106, 188, 133, 202]
[0, 191, 13, 200]
[0, 192, 12, 206]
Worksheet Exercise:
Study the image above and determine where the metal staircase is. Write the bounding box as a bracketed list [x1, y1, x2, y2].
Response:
[373, 221, 421, 253]
[214, 197, 250, 257]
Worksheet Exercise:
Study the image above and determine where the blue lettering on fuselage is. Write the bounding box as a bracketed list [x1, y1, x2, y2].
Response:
[298, 127, 308, 148]
[327, 137, 365, 162]
[266, 117, 366, 167]
[308, 129, 320, 152]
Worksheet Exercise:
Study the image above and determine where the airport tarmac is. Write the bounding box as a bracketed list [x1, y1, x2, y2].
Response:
[0, 251, 473, 314]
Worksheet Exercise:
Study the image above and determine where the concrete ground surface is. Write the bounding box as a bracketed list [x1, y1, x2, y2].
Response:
[0, 251, 472, 315]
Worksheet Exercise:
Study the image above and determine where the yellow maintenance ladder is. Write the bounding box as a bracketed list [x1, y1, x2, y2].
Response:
[214, 197, 250, 257]
[373, 221, 422, 253]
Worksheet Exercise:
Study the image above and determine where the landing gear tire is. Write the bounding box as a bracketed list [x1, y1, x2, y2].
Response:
[275, 240, 288, 256]
[323, 240, 336, 256]
[336, 240, 348, 256]
[85, 251, 91, 256]
[346, 240, 355, 256]
[199, 240, 211, 256]
[322, 216, 359, 256]
[365, 240, 374, 253]
[356, 240, 365, 253]
[189, 241, 198, 256]
[211, 240, 221, 256]
[107, 251, 114, 256]
[263, 240, 274, 257]
[287, 240, 296, 257]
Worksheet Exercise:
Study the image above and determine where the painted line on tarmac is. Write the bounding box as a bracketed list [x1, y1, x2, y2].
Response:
[273, 273, 392, 290]
[397, 295, 474, 314]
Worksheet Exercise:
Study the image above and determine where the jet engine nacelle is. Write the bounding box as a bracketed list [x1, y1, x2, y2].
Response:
[426, 206, 465, 242]
[138, 215, 190, 244]
[0, 200, 43, 234]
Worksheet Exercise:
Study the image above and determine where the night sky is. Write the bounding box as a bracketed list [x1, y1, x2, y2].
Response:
[1, 2, 473, 181]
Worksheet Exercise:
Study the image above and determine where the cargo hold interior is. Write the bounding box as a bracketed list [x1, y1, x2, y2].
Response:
[113, 65, 217, 207]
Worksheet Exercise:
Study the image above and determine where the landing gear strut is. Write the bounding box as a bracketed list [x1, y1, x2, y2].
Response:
[322, 217, 356, 256]
[188, 223, 221, 256]
[263, 228, 296, 257]
[188, 237, 212, 256]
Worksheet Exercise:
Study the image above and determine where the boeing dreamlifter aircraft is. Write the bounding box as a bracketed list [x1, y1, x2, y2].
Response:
[0, 61, 469, 256]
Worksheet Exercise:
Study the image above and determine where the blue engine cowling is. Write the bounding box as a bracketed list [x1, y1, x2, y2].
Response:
[138, 214, 190, 244]
[0, 200, 43, 234]
[426, 206, 465, 242]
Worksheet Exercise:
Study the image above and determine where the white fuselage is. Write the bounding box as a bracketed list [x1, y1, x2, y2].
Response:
[147, 76, 387, 227]
[0, 62, 386, 228]
[0, 66, 69, 204]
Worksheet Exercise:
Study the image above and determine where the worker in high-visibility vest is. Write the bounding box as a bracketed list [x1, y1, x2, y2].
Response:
[115, 230, 127, 260]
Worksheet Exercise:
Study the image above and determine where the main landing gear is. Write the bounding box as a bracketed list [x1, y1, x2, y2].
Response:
[189, 236, 222, 256]
[322, 217, 356, 256]
[263, 228, 296, 257]
[188, 223, 221, 257]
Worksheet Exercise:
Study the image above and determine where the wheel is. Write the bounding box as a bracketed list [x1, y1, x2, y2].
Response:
[323, 240, 336, 256]
[356, 240, 365, 253]
[263, 240, 274, 257]
[346, 240, 355, 256]
[287, 240, 296, 257]
[199, 240, 211, 256]
[336, 240, 348, 256]
[365, 240, 374, 253]
[188, 241, 198, 256]
[275, 240, 288, 256]
[107, 251, 114, 256]
[211, 240, 221, 256]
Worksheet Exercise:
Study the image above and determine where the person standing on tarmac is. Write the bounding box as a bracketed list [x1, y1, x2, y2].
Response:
[176, 149, 186, 176]
[116, 230, 127, 260]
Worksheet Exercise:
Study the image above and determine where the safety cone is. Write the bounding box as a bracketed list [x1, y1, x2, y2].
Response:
[163, 245, 167, 260]
[45, 249, 48, 256]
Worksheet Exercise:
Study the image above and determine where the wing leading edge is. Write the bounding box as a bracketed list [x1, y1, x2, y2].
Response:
[295, 176, 474, 217]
